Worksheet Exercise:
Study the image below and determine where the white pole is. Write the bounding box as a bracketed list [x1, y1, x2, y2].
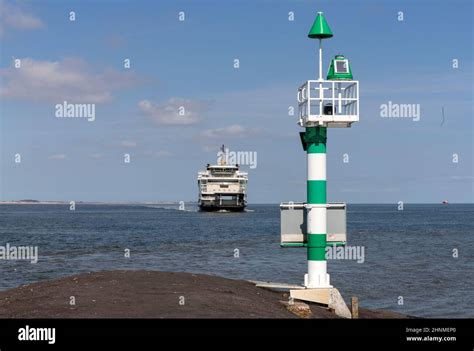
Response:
[318, 39, 322, 80]
[306, 151, 331, 288]
[304, 38, 330, 288]
[319, 39, 323, 117]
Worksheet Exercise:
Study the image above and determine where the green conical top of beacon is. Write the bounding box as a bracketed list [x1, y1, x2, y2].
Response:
[308, 12, 333, 39]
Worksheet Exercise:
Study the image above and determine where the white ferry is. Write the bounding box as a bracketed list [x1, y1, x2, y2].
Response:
[197, 148, 248, 212]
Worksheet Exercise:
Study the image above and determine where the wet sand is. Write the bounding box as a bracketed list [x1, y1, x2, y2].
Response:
[0, 270, 411, 318]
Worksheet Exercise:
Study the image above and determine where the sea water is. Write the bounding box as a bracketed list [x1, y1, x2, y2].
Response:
[0, 203, 472, 318]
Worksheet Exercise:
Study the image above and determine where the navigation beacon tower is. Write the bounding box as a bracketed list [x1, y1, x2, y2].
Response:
[280, 11, 359, 310]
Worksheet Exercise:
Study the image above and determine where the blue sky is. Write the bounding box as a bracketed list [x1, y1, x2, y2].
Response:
[0, 0, 472, 203]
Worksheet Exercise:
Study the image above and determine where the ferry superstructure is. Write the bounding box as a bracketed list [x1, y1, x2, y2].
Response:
[197, 156, 248, 211]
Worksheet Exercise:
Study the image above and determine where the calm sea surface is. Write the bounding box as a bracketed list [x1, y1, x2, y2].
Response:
[0, 204, 472, 318]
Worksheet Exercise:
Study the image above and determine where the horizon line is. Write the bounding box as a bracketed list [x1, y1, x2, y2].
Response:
[0, 200, 472, 205]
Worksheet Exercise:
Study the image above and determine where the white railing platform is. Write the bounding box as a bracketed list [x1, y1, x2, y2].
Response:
[297, 80, 359, 128]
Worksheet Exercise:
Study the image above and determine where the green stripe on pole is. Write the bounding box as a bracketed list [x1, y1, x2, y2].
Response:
[307, 180, 326, 204]
[305, 126, 327, 143]
[307, 234, 326, 260]
[308, 247, 326, 261]
[307, 142, 326, 154]
[307, 233, 326, 246]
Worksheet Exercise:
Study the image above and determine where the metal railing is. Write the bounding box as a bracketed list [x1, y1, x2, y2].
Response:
[297, 80, 359, 127]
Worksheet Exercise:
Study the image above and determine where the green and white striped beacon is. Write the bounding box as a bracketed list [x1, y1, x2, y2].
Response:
[304, 11, 333, 288]
[291, 11, 359, 290]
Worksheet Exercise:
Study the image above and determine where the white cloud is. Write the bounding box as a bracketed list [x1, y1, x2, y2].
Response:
[48, 154, 66, 160]
[0, 57, 140, 103]
[138, 97, 209, 125]
[0, 0, 43, 35]
[200, 124, 261, 139]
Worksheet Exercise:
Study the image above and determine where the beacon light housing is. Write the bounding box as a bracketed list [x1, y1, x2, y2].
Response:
[326, 54, 353, 80]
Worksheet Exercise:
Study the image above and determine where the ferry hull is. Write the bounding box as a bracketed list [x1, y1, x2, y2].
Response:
[199, 195, 246, 212]
[199, 204, 246, 212]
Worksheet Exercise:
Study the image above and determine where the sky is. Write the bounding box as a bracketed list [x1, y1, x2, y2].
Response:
[0, 0, 472, 203]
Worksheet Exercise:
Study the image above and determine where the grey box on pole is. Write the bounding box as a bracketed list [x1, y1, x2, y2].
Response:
[280, 202, 346, 244]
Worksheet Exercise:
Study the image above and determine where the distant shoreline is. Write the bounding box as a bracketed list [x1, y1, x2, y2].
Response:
[0, 201, 472, 205]
[0, 201, 191, 205]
